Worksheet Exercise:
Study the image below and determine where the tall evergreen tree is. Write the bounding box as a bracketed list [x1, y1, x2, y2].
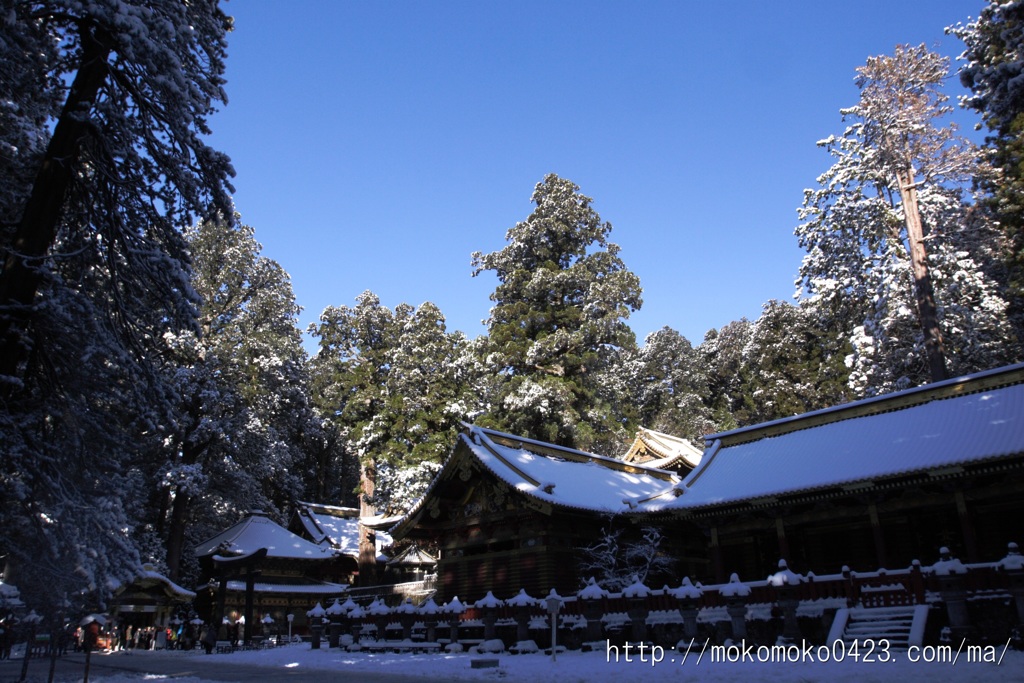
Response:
[0, 0, 233, 610]
[741, 300, 853, 423]
[309, 292, 473, 515]
[0, 0, 234, 387]
[950, 1, 1024, 320]
[152, 217, 317, 583]
[698, 319, 754, 429]
[796, 45, 1017, 395]
[622, 327, 715, 443]
[471, 174, 642, 453]
[310, 293, 474, 585]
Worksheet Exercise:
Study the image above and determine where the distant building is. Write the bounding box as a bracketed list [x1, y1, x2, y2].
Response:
[111, 565, 195, 630]
[383, 544, 437, 584]
[289, 501, 394, 566]
[622, 427, 703, 474]
[193, 510, 352, 633]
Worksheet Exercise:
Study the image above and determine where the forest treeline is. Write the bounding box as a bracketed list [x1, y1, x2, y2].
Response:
[1, 1, 1023, 615]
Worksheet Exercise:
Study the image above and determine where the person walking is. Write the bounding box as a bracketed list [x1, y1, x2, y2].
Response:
[201, 623, 217, 655]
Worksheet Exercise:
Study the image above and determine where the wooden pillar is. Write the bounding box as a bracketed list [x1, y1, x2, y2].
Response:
[243, 571, 256, 645]
[216, 576, 228, 629]
[710, 526, 724, 584]
[868, 503, 888, 569]
[954, 490, 979, 562]
[775, 517, 789, 561]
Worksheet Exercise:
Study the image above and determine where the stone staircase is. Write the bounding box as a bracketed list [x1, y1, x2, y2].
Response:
[827, 605, 928, 648]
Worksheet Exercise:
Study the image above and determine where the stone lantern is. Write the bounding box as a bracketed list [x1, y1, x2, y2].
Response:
[395, 598, 418, 641]
[444, 596, 466, 646]
[506, 589, 539, 644]
[475, 591, 504, 643]
[577, 577, 607, 643]
[419, 598, 442, 643]
[339, 596, 358, 637]
[348, 604, 365, 644]
[325, 598, 345, 648]
[669, 576, 703, 640]
[261, 614, 273, 640]
[999, 542, 1024, 626]
[306, 602, 326, 649]
[622, 575, 651, 643]
[931, 547, 971, 641]
[719, 573, 751, 640]
[768, 559, 804, 642]
[367, 598, 390, 642]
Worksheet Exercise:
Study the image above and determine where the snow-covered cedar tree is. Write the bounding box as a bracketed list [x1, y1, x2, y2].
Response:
[617, 327, 716, 443]
[0, 0, 233, 610]
[577, 519, 675, 592]
[949, 1, 1024, 318]
[795, 44, 1018, 396]
[147, 216, 316, 583]
[471, 174, 643, 454]
[740, 300, 853, 423]
[0, 0, 235, 385]
[309, 292, 475, 517]
[697, 319, 754, 430]
[370, 460, 443, 516]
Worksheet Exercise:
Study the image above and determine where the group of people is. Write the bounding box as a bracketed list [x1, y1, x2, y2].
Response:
[0, 614, 278, 659]
[116, 622, 199, 651]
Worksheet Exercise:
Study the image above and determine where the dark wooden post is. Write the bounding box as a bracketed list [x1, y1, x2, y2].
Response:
[868, 503, 888, 569]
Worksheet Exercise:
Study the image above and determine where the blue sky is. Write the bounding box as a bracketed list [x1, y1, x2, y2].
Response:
[209, 0, 983, 349]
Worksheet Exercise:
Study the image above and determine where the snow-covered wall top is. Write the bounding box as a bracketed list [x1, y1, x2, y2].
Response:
[646, 365, 1024, 512]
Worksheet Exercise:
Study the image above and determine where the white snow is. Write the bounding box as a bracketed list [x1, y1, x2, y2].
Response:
[667, 577, 702, 600]
[999, 543, 1024, 571]
[506, 589, 540, 607]
[66, 640, 1024, 683]
[475, 591, 504, 609]
[136, 566, 196, 599]
[768, 560, 804, 587]
[719, 574, 752, 598]
[577, 578, 607, 601]
[621, 577, 652, 598]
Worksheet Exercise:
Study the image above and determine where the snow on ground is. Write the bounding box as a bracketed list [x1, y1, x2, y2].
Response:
[76, 640, 1024, 683]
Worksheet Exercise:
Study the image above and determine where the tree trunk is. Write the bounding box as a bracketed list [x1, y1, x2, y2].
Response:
[357, 461, 377, 586]
[0, 26, 110, 387]
[165, 488, 191, 583]
[898, 172, 949, 383]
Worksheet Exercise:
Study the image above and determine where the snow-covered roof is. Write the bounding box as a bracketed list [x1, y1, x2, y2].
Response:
[0, 581, 24, 607]
[387, 544, 436, 567]
[642, 363, 1024, 513]
[622, 427, 702, 471]
[195, 510, 339, 561]
[293, 502, 395, 558]
[294, 502, 361, 556]
[392, 425, 680, 536]
[131, 565, 196, 599]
